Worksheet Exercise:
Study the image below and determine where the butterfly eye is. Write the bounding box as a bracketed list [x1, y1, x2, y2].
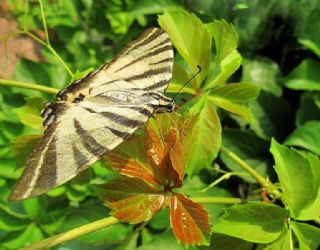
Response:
[166, 102, 175, 112]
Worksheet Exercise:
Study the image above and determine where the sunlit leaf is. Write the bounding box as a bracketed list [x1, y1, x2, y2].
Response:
[209, 83, 259, 123]
[105, 131, 165, 187]
[158, 8, 212, 86]
[182, 95, 221, 176]
[13, 97, 46, 130]
[170, 193, 211, 245]
[212, 202, 289, 243]
[270, 139, 320, 220]
[291, 221, 320, 250]
[284, 121, 320, 155]
[263, 227, 292, 250]
[204, 20, 242, 89]
[97, 177, 166, 223]
[284, 59, 320, 91]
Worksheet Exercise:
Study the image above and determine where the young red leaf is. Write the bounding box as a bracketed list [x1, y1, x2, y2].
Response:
[105, 134, 166, 186]
[144, 121, 169, 182]
[166, 127, 185, 187]
[170, 193, 211, 245]
[97, 177, 166, 224]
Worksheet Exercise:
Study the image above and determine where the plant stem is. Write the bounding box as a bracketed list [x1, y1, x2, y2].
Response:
[192, 197, 245, 204]
[200, 172, 249, 193]
[0, 78, 59, 94]
[18, 196, 244, 250]
[21, 217, 119, 250]
[38, 0, 50, 44]
[219, 146, 269, 187]
[219, 146, 282, 199]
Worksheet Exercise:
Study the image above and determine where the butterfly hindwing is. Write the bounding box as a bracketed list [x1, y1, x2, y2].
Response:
[9, 28, 174, 200]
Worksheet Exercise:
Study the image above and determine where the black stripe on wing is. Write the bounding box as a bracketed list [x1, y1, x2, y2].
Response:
[34, 136, 58, 191]
[83, 107, 145, 128]
[74, 119, 105, 157]
[123, 28, 164, 55]
[124, 67, 170, 82]
[114, 43, 172, 73]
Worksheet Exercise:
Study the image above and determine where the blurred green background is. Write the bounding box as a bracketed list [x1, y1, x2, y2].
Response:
[0, 0, 320, 249]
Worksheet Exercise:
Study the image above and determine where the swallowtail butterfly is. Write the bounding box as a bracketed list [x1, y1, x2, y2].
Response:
[9, 28, 174, 201]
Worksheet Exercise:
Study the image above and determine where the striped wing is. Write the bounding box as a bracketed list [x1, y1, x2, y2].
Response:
[9, 96, 155, 200]
[9, 28, 174, 201]
[57, 28, 173, 101]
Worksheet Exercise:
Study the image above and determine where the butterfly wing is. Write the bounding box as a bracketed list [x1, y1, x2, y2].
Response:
[58, 28, 173, 101]
[9, 28, 174, 201]
[9, 96, 155, 201]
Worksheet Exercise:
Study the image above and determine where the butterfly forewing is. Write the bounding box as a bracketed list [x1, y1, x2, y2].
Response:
[9, 28, 174, 201]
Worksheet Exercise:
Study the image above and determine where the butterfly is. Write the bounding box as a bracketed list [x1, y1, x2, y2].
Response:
[9, 28, 174, 201]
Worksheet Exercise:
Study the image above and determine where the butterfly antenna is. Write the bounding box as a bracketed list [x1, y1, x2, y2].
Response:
[171, 65, 202, 103]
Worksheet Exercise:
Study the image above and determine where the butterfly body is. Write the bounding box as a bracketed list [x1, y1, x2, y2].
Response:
[9, 28, 174, 201]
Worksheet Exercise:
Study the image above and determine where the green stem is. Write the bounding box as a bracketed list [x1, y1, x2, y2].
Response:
[38, 0, 50, 44]
[220, 146, 282, 199]
[220, 146, 269, 187]
[17, 32, 74, 78]
[19, 196, 244, 250]
[21, 217, 119, 250]
[200, 172, 249, 193]
[192, 196, 245, 204]
[0, 78, 59, 94]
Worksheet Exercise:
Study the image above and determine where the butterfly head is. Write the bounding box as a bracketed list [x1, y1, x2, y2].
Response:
[165, 101, 175, 113]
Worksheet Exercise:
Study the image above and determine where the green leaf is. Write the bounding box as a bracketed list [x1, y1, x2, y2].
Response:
[0, 206, 28, 232]
[296, 92, 320, 127]
[10, 134, 41, 169]
[1, 223, 45, 249]
[299, 39, 320, 58]
[212, 202, 289, 243]
[138, 230, 185, 250]
[13, 97, 46, 130]
[204, 233, 253, 250]
[13, 58, 52, 96]
[270, 139, 320, 220]
[204, 20, 242, 89]
[291, 221, 320, 250]
[211, 83, 260, 102]
[241, 58, 282, 96]
[22, 197, 45, 220]
[263, 227, 292, 250]
[149, 208, 170, 230]
[61, 199, 132, 244]
[158, 8, 212, 86]
[220, 129, 271, 183]
[73, 68, 95, 81]
[209, 83, 259, 123]
[183, 95, 221, 175]
[284, 121, 320, 155]
[284, 59, 320, 91]
[250, 91, 295, 140]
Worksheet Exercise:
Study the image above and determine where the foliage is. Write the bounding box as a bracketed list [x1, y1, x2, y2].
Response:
[0, 0, 320, 249]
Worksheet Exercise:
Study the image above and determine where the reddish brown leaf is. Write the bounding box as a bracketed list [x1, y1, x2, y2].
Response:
[144, 120, 168, 179]
[166, 127, 185, 187]
[170, 193, 211, 245]
[105, 133, 165, 186]
[97, 177, 166, 224]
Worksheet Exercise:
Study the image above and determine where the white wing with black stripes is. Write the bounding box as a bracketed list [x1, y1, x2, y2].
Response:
[9, 28, 174, 201]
